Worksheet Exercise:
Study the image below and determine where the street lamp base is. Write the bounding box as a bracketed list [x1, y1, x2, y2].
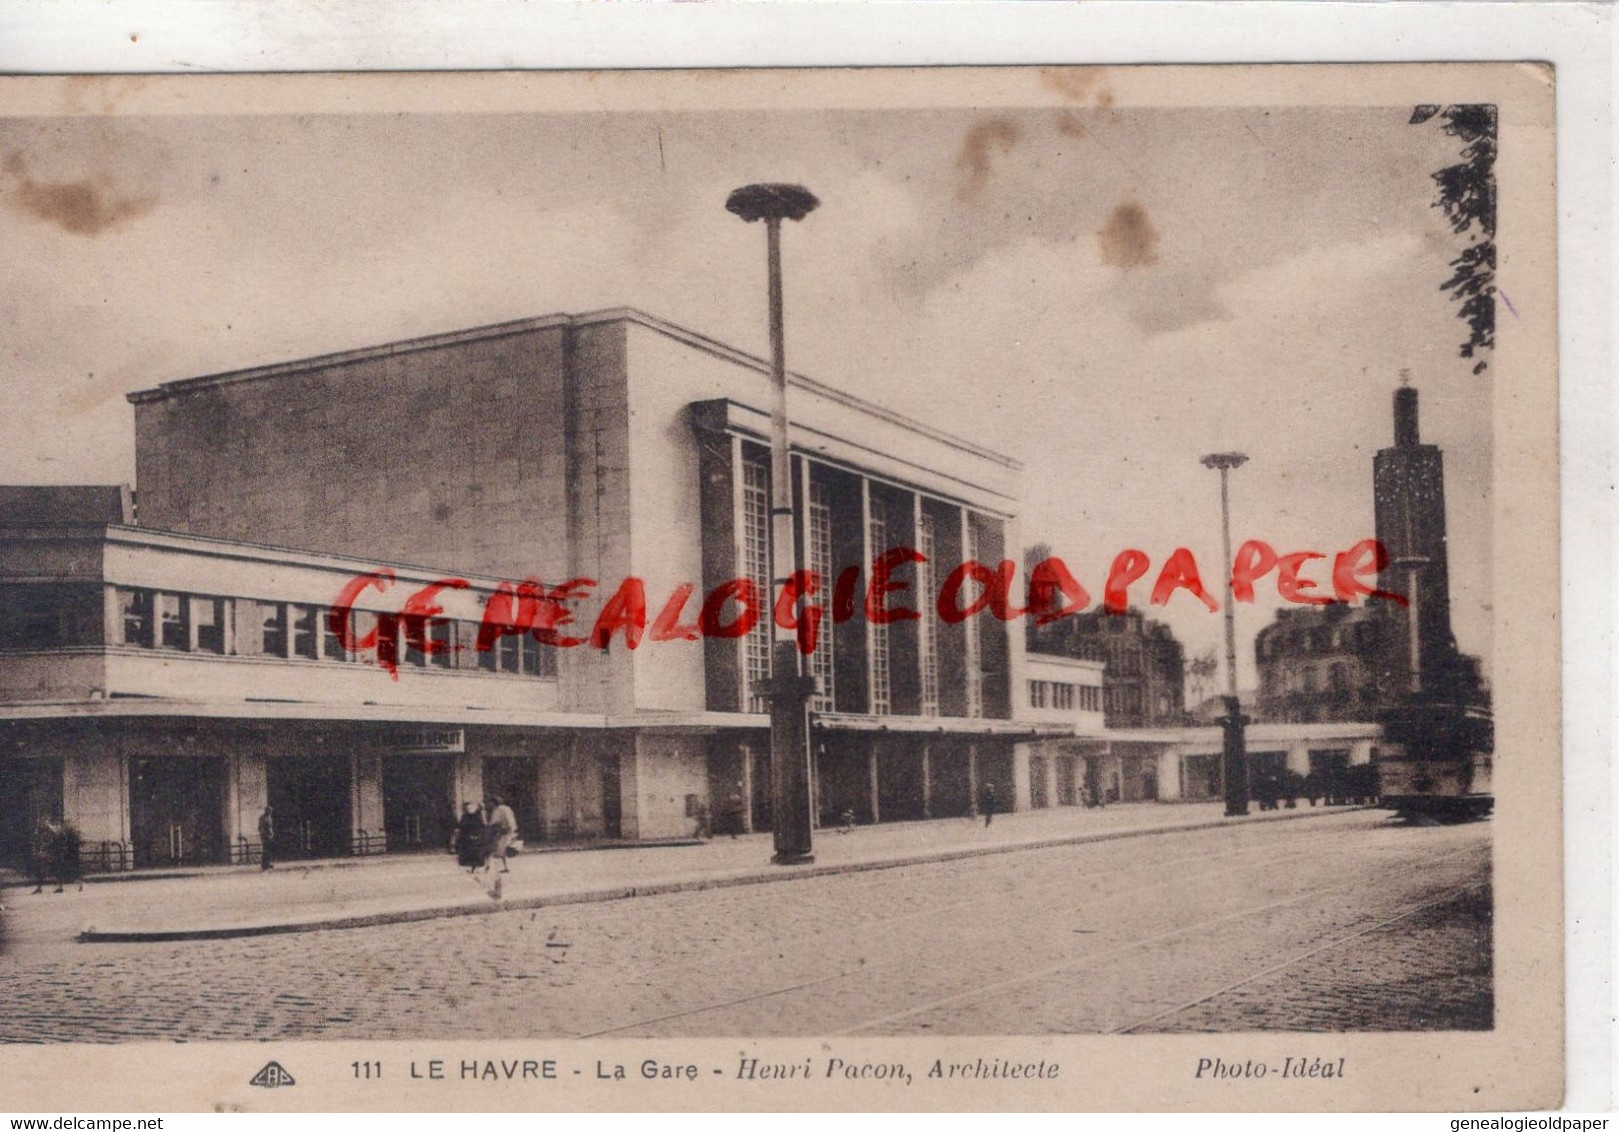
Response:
[770, 851, 816, 866]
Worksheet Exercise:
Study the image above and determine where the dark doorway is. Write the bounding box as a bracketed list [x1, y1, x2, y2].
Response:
[0, 757, 64, 869]
[1055, 755, 1078, 806]
[926, 741, 972, 818]
[382, 755, 453, 852]
[1029, 755, 1050, 809]
[267, 755, 352, 860]
[483, 757, 541, 843]
[875, 739, 926, 822]
[599, 752, 622, 839]
[130, 756, 226, 867]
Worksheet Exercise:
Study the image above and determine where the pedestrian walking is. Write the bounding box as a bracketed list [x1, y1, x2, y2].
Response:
[48, 820, 82, 892]
[258, 804, 275, 870]
[452, 801, 488, 873]
[29, 816, 56, 894]
[979, 781, 998, 827]
[486, 795, 517, 873]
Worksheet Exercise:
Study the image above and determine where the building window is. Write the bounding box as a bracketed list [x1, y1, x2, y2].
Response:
[1080, 684, 1102, 712]
[0, 584, 103, 650]
[116, 589, 153, 648]
[429, 618, 455, 669]
[1054, 683, 1076, 711]
[741, 456, 772, 713]
[194, 597, 227, 654]
[807, 480, 837, 713]
[1028, 680, 1049, 708]
[868, 496, 891, 716]
[964, 517, 983, 717]
[917, 511, 939, 717]
[258, 602, 287, 657]
[322, 608, 348, 661]
[291, 604, 319, 660]
[348, 610, 376, 664]
[155, 592, 189, 650]
[1303, 667, 1319, 692]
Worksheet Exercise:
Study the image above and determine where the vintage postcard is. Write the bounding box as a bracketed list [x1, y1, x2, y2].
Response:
[0, 64, 1558, 1111]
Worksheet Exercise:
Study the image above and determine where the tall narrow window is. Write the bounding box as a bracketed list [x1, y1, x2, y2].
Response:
[964, 517, 983, 717]
[259, 602, 287, 657]
[917, 512, 939, 716]
[806, 480, 836, 713]
[741, 457, 772, 713]
[157, 593, 189, 650]
[428, 618, 454, 669]
[195, 597, 227, 654]
[291, 604, 319, 659]
[321, 607, 348, 661]
[868, 497, 891, 716]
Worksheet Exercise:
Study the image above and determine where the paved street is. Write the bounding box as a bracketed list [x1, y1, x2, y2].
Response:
[0, 810, 1490, 1041]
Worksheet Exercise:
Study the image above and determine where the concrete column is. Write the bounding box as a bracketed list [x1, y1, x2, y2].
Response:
[738, 740, 755, 834]
[454, 752, 483, 812]
[1044, 749, 1059, 810]
[1011, 743, 1033, 812]
[967, 742, 980, 816]
[103, 584, 122, 646]
[810, 742, 822, 829]
[920, 741, 933, 818]
[867, 736, 880, 824]
[354, 751, 386, 853]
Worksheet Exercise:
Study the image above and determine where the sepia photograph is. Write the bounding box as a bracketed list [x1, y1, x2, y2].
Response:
[0, 63, 1560, 1110]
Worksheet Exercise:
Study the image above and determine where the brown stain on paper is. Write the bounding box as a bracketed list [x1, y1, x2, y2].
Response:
[1039, 67, 1116, 110]
[1097, 201, 1160, 268]
[3, 153, 157, 237]
[956, 117, 1020, 200]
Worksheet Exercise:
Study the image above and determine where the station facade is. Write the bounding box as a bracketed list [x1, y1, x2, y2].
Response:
[1, 309, 1080, 870]
[0, 309, 1388, 872]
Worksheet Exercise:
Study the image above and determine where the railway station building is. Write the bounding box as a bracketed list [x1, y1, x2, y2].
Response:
[1, 309, 1084, 870]
[0, 309, 1391, 873]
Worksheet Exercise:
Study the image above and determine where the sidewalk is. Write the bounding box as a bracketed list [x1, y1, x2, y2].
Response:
[0, 802, 1371, 948]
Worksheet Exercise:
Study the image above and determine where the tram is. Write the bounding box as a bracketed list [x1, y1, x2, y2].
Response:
[1376, 699, 1494, 820]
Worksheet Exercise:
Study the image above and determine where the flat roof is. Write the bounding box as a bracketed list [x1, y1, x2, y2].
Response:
[125, 306, 1018, 472]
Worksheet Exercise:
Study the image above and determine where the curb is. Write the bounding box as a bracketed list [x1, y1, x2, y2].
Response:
[77, 806, 1375, 943]
[1, 837, 708, 891]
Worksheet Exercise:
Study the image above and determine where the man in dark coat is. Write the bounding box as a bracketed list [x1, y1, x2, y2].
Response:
[258, 805, 275, 870]
[979, 781, 998, 827]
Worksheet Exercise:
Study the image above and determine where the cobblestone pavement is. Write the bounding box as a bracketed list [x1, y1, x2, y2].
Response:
[0, 811, 1490, 1041]
[0, 801, 1312, 946]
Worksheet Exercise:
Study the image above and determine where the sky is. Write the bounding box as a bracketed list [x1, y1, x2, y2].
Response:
[0, 97, 1493, 691]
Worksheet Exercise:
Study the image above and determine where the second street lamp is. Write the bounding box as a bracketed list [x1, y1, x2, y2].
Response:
[1201, 451, 1250, 818]
[725, 183, 820, 866]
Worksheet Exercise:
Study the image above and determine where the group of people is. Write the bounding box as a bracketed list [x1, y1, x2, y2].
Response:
[452, 795, 520, 874]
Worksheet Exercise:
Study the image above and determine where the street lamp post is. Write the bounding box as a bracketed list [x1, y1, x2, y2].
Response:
[1201, 451, 1250, 817]
[725, 183, 820, 866]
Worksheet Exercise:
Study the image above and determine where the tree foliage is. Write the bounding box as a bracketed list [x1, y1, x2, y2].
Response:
[1411, 103, 1498, 374]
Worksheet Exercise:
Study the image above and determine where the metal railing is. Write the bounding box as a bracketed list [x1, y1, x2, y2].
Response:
[79, 840, 133, 873]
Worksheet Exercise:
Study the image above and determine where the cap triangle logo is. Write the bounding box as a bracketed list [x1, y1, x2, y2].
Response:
[249, 1061, 296, 1088]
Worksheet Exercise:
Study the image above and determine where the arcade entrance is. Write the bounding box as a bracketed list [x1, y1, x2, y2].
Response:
[130, 756, 227, 867]
[267, 755, 353, 860]
[0, 756, 63, 869]
[382, 755, 454, 852]
[482, 757, 540, 845]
